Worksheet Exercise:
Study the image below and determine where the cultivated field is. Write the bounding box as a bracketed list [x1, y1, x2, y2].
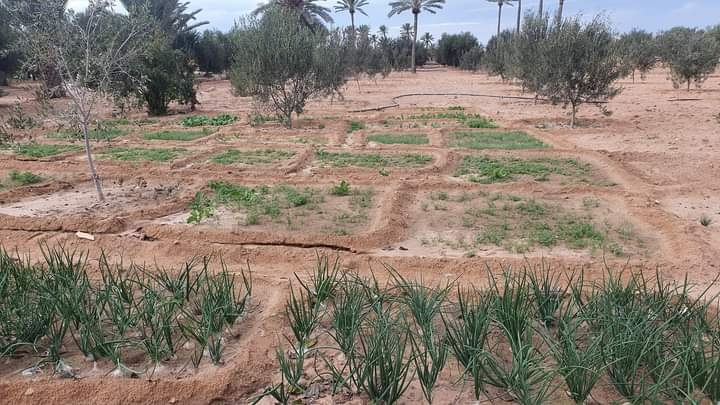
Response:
[1, 67, 719, 404]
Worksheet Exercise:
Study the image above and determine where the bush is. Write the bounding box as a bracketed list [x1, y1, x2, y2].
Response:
[330, 180, 351, 196]
[436, 32, 479, 67]
[658, 27, 720, 91]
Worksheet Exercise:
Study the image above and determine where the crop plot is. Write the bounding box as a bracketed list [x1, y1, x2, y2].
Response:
[315, 150, 433, 168]
[0, 179, 182, 218]
[454, 155, 606, 185]
[12, 143, 82, 158]
[449, 131, 547, 149]
[143, 129, 213, 141]
[47, 126, 127, 141]
[100, 147, 185, 162]
[176, 181, 377, 236]
[406, 190, 647, 257]
[365, 133, 429, 145]
[210, 149, 296, 166]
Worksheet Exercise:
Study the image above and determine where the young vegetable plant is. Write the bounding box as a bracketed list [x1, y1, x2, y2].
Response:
[294, 253, 342, 305]
[528, 264, 570, 327]
[354, 308, 414, 405]
[285, 283, 321, 352]
[442, 287, 493, 400]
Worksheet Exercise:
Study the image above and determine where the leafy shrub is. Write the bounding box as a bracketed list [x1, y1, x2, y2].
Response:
[187, 192, 215, 224]
[330, 180, 351, 196]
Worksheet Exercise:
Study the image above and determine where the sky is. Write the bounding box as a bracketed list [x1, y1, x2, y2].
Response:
[67, 0, 720, 43]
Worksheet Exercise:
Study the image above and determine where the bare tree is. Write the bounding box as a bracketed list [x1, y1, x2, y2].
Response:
[21, 0, 152, 200]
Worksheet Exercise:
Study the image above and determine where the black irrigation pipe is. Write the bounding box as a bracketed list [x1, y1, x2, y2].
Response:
[350, 92, 600, 113]
[349, 91, 703, 113]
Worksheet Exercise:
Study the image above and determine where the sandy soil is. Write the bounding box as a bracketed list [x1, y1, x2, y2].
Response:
[0, 67, 719, 404]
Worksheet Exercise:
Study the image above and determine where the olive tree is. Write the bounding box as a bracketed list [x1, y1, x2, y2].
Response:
[657, 27, 720, 91]
[229, 9, 348, 128]
[514, 13, 551, 93]
[4, 0, 69, 98]
[536, 16, 622, 127]
[27, 1, 152, 200]
[483, 30, 516, 80]
[617, 29, 657, 82]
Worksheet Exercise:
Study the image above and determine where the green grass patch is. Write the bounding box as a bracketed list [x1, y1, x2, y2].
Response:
[210, 149, 295, 165]
[455, 156, 592, 183]
[347, 121, 365, 133]
[402, 111, 497, 126]
[466, 117, 500, 129]
[143, 128, 212, 141]
[316, 150, 432, 168]
[0, 170, 44, 189]
[47, 126, 127, 141]
[13, 143, 82, 158]
[101, 147, 183, 162]
[180, 114, 237, 127]
[450, 131, 546, 150]
[366, 134, 429, 145]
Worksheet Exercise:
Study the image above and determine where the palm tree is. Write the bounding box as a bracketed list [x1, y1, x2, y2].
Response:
[378, 24, 389, 40]
[515, 0, 521, 33]
[120, 0, 208, 35]
[486, 0, 513, 38]
[388, 0, 445, 73]
[400, 22, 413, 39]
[253, 0, 334, 27]
[421, 32, 434, 48]
[538, 0, 543, 17]
[557, 0, 564, 22]
[334, 0, 368, 33]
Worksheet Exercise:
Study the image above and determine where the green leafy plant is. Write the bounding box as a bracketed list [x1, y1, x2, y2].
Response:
[330, 180, 351, 196]
[187, 192, 215, 224]
[347, 121, 365, 133]
[180, 114, 237, 127]
[442, 287, 493, 400]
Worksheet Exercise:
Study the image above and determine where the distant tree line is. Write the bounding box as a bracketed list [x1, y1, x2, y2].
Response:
[1, 0, 718, 128]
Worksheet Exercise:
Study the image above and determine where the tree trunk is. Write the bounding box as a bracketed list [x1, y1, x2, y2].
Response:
[516, 0, 522, 34]
[497, 4, 502, 38]
[557, 0, 564, 23]
[539, 0, 544, 17]
[411, 13, 418, 74]
[570, 102, 577, 128]
[687, 79, 691, 91]
[81, 121, 105, 202]
[350, 12, 355, 33]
